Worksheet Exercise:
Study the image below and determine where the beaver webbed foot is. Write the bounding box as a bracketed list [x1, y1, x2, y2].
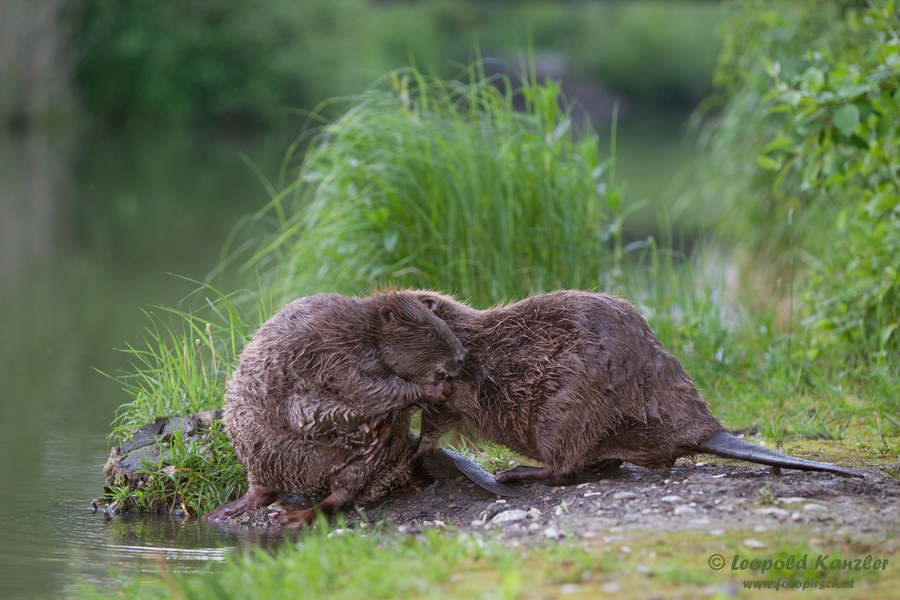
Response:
[494, 465, 577, 486]
[267, 490, 351, 528]
[204, 484, 277, 522]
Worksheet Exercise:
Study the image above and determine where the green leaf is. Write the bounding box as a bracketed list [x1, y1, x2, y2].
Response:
[756, 154, 778, 170]
[876, 114, 895, 138]
[833, 104, 860, 137]
[823, 151, 844, 177]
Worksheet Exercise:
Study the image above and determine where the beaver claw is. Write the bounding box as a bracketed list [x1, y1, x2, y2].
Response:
[361, 420, 393, 466]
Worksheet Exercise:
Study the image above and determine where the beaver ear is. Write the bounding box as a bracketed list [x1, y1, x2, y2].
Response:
[420, 296, 438, 311]
[380, 306, 395, 323]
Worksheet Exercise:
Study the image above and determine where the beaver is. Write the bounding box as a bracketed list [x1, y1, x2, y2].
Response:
[204, 290, 470, 527]
[410, 290, 861, 484]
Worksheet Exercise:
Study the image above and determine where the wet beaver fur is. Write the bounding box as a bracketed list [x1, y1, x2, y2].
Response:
[204, 290, 469, 527]
[410, 290, 860, 484]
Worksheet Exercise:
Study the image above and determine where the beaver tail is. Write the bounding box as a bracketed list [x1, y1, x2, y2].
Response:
[700, 432, 862, 478]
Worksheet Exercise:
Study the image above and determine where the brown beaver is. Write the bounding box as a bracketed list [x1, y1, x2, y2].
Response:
[204, 290, 470, 527]
[410, 290, 860, 484]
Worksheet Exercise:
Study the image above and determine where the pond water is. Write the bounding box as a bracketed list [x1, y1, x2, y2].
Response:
[0, 112, 694, 599]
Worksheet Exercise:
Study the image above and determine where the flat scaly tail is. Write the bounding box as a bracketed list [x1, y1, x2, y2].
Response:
[700, 432, 862, 478]
[420, 448, 526, 496]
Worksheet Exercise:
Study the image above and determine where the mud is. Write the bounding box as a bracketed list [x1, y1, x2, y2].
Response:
[217, 458, 898, 545]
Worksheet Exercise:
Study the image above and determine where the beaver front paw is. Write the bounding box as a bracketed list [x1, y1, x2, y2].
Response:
[421, 379, 452, 401]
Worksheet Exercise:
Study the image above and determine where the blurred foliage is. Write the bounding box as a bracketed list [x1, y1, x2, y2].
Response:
[709, 0, 900, 373]
[71, 0, 723, 129]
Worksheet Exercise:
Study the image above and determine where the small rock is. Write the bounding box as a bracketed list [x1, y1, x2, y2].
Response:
[619, 546, 631, 554]
[660, 495, 683, 503]
[163, 417, 195, 439]
[791, 512, 802, 521]
[528, 507, 542, 518]
[612, 491, 636, 500]
[755, 507, 790, 518]
[601, 582, 621, 593]
[543, 526, 564, 539]
[584, 492, 603, 498]
[491, 509, 528, 525]
[673, 505, 696, 516]
[778, 497, 806, 504]
[689, 518, 711, 526]
[560, 584, 580, 594]
[803, 503, 827, 512]
[754, 525, 767, 532]
[744, 539, 766, 548]
[709, 529, 725, 536]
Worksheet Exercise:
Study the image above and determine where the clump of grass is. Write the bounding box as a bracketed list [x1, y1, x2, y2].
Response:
[105, 281, 267, 434]
[243, 63, 627, 306]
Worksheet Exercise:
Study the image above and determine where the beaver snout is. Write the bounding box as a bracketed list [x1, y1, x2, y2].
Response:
[439, 349, 468, 380]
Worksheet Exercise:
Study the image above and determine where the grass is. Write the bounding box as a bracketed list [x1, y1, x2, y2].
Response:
[80, 520, 897, 600]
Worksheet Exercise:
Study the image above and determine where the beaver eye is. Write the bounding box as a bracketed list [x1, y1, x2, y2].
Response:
[427, 331, 435, 340]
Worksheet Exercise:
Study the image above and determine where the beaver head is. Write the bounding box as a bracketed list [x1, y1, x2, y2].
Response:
[370, 292, 468, 384]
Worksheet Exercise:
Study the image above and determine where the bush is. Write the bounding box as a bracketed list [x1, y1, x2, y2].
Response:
[707, 0, 900, 374]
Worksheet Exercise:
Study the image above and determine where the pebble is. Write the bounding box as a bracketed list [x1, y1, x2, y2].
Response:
[491, 509, 528, 525]
[612, 491, 637, 500]
[601, 582, 621, 593]
[744, 539, 766, 548]
[543, 526, 564, 540]
[560, 584, 580, 594]
[528, 507, 542, 518]
[708, 529, 725, 536]
[660, 495, 683, 503]
[673, 505, 697, 516]
[777, 497, 806, 504]
[755, 507, 790, 518]
[803, 503, 827, 512]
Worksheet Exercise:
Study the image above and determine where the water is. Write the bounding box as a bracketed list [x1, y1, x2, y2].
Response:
[0, 129, 290, 599]
[0, 114, 694, 599]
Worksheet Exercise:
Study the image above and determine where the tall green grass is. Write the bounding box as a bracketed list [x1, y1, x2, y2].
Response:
[242, 65, 627, 306]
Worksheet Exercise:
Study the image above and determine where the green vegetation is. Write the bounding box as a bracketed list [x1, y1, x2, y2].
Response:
[81, 524, 896, 600]
[244, 66, 624, 304]
[706, 0, 900, 407]
[69, 0, 723, 129]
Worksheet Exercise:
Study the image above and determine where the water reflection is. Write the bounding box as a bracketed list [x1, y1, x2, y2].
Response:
[0, 128, 286, 600]
[0, 132, 72, 291]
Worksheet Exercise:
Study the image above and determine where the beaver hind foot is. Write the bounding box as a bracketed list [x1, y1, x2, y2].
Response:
[204, 484, 277, 522]
[267, 489, 352, 529]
